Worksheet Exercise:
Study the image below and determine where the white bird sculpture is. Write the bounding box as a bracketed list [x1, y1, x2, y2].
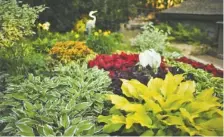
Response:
[86, 11, 98, 35]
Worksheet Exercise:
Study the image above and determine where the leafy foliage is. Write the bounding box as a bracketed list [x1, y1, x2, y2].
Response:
[28, 30, 84, 54]
[131, 22, 168, 52]
[86, 31, 123, 54]
[50, 41, 95, 63]
[98, 72, 223, 136]
[0, 0, 45, 47]
[168, 60, 223, 103]
[156, 23, 213, 45]
[0, 62, 112, 136]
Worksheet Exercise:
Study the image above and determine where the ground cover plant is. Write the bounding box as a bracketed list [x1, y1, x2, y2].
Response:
[0, 63, 111, 136]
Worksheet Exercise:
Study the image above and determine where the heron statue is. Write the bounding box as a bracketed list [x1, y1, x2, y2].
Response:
[86, 10, 98, 35]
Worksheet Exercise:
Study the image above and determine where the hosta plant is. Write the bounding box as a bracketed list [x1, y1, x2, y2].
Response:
[49, 41, 95, 63]
[0, 62, 111, 136]
[98, 72, 223, 136]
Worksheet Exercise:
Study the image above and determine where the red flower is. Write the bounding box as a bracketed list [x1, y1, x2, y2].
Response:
[109, 71, 115, 78]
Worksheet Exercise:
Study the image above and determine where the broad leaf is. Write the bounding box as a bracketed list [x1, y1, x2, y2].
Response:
[43, 124, 55, 136]
[64, 125, 77, 136]
[103, 123, 123, 133]
[59, 114, 70, 128]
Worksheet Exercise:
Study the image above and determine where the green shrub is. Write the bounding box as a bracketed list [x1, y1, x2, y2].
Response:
[156, 23, 212, 45]
[98, 72, 223, 136]
[86, 31, 123, 54]
[0, 62, 112, 136]
[131, 22, 168, 52]
[0, 0, 45, 48]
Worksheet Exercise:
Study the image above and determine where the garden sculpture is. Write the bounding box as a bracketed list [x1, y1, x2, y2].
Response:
[86, 11, 98, 35]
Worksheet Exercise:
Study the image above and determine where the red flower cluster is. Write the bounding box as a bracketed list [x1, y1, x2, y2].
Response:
[88, 53, 139, 77]
[176, 57, 223, 77]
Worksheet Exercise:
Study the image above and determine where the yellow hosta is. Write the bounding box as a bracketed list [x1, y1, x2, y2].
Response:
[98, 72, 223, 136]
[49, 41, 95, 63]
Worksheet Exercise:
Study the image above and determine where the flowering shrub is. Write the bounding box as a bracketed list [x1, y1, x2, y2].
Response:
[49, 41, 95, 63]
[176, 57, 223, 77]
[88, 53, 139, 77]
[86, 30, 122, 54]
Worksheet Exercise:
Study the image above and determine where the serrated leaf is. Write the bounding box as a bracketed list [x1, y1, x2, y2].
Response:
[64, 125, 77, 136]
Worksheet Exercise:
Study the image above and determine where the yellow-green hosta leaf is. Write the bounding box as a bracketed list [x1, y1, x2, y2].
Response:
[186, 101, 221, 114]
[178, 125, 198, 136]
[198, 118, 223, 131]
[121, 79, 141, 99]
[98, 115, 112, 124]
[162, 115, 184, 126]
[176, 81, 195, 97]
[180, 108, 198, 124]
[129, 79, 149, 98]
[107, 94, 129, 109]
[122, 103, 145, 112]
[126, 111, 152, 129]
[144, 99, 162, 114]
[147, 78, 163, 93]
[161, 72, 184, 97]
[196, 88, 219, 104]
[109, 106, 123, 115]
[111, 115, 126, 124]
[198, 129, 218, 136]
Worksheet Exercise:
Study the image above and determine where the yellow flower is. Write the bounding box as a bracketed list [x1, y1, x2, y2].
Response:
[108, 31, 111, 34]
[103, 31, 109, 36]
[94, 32, 99, 36]
[75, 34, 80, 39]
[98, 29, 102, 33]
[42, 22, 50, 31]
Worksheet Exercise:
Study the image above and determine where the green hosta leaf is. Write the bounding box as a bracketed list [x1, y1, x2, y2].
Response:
[59, 114, 70, 128]
[103, 123, 123, 133]
[43, 124, 55, 136]
[76, 120, 94, 133]
[109, 106, 123, 115]
[37, 125, 44, 136]
[12, 93, 27, 101]
[71, 117, 82, 125]
[141, 129, 154, 136]
[64, 125, 78, 136]
[17, 118, 39, 126]
[16, 123, 35, 136]
[74, 102, 92, 111]
[155, 129, 166, 136]
[38, 116, 54, 124]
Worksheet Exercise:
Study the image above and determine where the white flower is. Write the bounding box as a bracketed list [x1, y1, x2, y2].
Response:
[139, 49, 161, 69]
